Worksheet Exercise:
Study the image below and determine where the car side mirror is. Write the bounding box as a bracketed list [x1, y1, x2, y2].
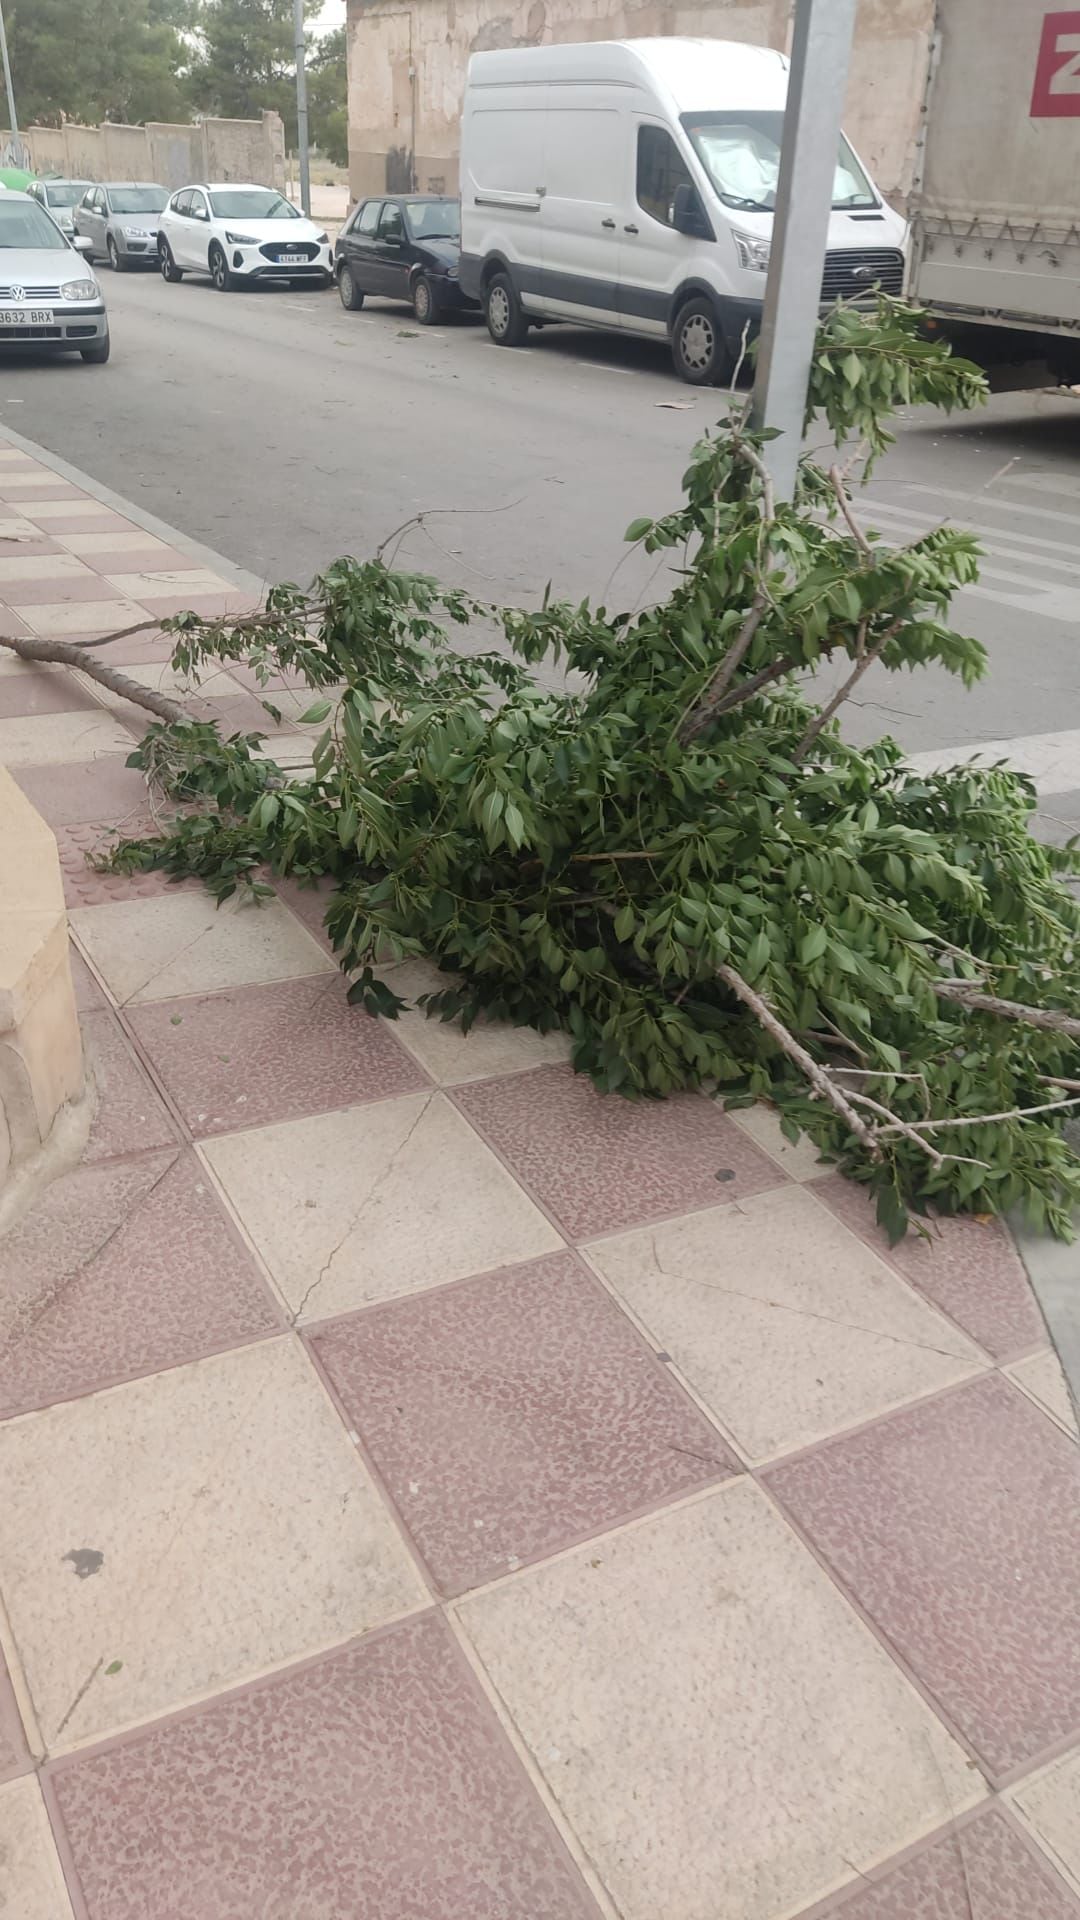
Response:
[73, 234, 94, 255]
[672, 183, 710, 239]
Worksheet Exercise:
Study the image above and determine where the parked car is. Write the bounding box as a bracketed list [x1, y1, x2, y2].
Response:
[74, 183, 167, 270]
[334, 195, 477, 324]
[460, 38, 906, 384]
[26, 178, 92, 237]
[0, 189, 109, 362]
[157, 183, 332, 291]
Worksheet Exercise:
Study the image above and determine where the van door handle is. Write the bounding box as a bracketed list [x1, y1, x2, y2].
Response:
[624, 224, 639, 235]
[601, 217, 616, 229]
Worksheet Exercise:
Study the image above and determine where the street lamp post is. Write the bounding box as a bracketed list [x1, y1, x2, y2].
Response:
[293, 0, 311, 217]
[749, 0, 858, 501]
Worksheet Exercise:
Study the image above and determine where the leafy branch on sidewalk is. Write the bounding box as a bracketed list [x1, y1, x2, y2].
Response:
[11, 296, 1080, 1240]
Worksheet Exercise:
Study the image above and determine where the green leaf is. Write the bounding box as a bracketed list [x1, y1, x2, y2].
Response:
[624, 517, 653, 542]
[297, 699, 333, 725]
[800, 925, 828, 965]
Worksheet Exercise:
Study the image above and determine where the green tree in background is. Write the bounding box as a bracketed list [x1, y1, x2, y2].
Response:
[307, 27, 347, 168]
[7, 0, 195, 127]
[189, 0, 319, 149]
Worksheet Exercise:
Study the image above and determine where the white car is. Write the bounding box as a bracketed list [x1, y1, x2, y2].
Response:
[157, 183, 333, 292]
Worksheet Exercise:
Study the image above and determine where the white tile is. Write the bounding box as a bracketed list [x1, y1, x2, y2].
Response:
[0, 709, 132, 766]
[1012, 1747, 1080, 1893]
[0, 553, 92, 583]
[203, 1091, 563, 1318]
[585, 1186, 983, 1462]
[69, 891, 333, 1003]
[104, 568, 234, 600]
[57, 531, 179, 556]
[380, 957, 572, 1085]
[458, 1481, 983, 1920]
[1006, 1349, 1079, 1438]
[22, 502, 130, 523]
[0, 1339, 426, 1749]
[0, 1778, 73, 1918]
[728, 1103, 831, 1181]
[20, 599, 148, 637]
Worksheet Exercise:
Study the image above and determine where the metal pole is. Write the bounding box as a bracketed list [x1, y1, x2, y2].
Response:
[749, 0, 858, 500]
[0, 0, 21, 161]
[293, 0, 311, 216]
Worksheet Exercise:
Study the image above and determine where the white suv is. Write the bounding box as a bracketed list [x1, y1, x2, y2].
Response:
[157, 183, 332, 292]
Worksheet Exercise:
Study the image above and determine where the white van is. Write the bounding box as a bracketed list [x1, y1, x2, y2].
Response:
[459, 38, 906, 384]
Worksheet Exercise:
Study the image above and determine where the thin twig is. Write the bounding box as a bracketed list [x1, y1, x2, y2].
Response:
[844, 1090, 945, 1168]
[376, 496, 524, 564]
[878, 1094, 1080, 1135]
[0, 633, 188, 722]
[792, 620, 902, 764]
[717, 962, 882, 1158]
[828, 464, 873, 556]
[935, 980, 1080, 1039]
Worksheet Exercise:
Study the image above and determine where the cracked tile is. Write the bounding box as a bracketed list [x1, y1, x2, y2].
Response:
[455, 1065, 783, 1239]
[69, 891, 333, 1005]
[129, 975, 428, 1136]
[0, 1149, 280, 1419]
[457, 1480, 982, 1920]
[767, 1374, 1080, 1779]
[585, 1186, 983, 1462]
[0, 1339, 425, 1750]
[204, 1092, 561, 1319]
[79, 1010, 177, 1162]
[50, 1614, 598, 1920]
[310, 1249, 737, 1596]
[0, 1778, 73, 1919]
[816, 1175, 1044, 1361]
[815, 1806, 1080, 1918]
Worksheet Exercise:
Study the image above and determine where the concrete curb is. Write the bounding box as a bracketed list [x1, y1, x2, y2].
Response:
[1011, 1212, 1080, 1429]
[0, 421, 268, 600]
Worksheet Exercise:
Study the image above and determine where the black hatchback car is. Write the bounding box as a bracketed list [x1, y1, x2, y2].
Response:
[334, 195, 477, 325]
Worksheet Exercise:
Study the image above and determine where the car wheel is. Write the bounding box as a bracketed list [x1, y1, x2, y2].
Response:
[337, 264, 364, 311]
[159, 240, 183, 283]
[81, 335, 111, 365]
[671, 297, 730, 386]
[485, 270, 529, 347]
[412, 273, 438, 325]
[209, 244, 238, 292]
[107, 235, 124, 273]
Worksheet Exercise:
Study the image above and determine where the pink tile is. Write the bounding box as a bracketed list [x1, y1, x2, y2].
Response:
[274, 873, 337, 951]
[0, 665, 97, 716]
[816, 1176, 1044, 1361]
[0, 480, 79, 501]
[311, 1251, 737, 1596]
[455, 1066, 784, 1239]
[814, 1807, 1080, 1918]
[80, 1009, 178, 1161]
[0, 604, 30, 634]
[0, 574, 129, 606]
[0, 1148, 280, 1418]
[0, 1648, 28, 1784]
[98, 626, 176, 663]
[129, 975, 428, 1135]
[56, 821, 197, 907]
[51, 1613, 599, 1920]
[135, 592, 256, 620]
[767, 1374, 1080, 1780]
[16, 513, 128, 536]
[82, 547, 206, 576]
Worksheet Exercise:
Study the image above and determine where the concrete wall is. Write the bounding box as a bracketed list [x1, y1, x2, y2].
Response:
[344, 0, 932, 205]
[7, 114, 287, 191]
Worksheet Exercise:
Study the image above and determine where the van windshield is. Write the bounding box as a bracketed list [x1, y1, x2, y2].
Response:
[681, 111, 877, 212]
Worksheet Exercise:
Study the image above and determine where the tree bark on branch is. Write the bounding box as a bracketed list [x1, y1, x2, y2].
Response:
[0, 632, 188, 723]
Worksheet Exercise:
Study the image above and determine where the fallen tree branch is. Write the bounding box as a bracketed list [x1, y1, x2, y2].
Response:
[878, 1093, 1080, 1135]
[716, 962, 882, 1158]
[935, 980, 1080, 1039]
[845, 1089, 946, 1168]
[0, 632, 188, 723]
[678, 595, 768, 745]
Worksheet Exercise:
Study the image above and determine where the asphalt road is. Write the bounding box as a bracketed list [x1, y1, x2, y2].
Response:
[7, 267, 1080, 820]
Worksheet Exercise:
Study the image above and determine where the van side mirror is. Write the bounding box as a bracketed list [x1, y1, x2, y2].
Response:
[672, 183, 710, 239]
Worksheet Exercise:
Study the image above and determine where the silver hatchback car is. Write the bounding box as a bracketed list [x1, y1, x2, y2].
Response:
[0, 190, 109, 362]
[73, 182, 168, 271]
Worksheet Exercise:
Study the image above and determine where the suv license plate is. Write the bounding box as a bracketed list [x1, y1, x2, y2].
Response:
[0, 308, 54, 326]
[278, 254, 306, 266]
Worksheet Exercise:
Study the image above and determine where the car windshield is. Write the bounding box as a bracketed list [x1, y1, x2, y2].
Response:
[109, 188, 167, 214]
[681, 111, 877, 212]
[0, 200, 70, 249]
[44, 183, 88, 209]
[208, 190, 299, 220]
[404, 201, 459, 241]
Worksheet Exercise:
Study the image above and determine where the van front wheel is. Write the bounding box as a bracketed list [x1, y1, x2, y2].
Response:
[672, 297, 729, 386]
[485, 271, 529, 348]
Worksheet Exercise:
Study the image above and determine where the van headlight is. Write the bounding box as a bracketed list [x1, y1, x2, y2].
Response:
[732, 229, 771, 273]
[60, 279, 99, 302]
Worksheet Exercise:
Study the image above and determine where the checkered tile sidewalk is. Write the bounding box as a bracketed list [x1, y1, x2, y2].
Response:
[2, 434, 1080, 1920]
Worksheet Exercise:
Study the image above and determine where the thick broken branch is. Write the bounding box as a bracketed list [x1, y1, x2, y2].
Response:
[0, 632, 188, 723]
[678, 595, 768, 744]
[935, 979, 1080, 1040]
[717, 962, 882, 1158]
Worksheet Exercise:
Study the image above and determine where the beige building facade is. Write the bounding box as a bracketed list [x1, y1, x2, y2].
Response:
[345, 0, 932, 206]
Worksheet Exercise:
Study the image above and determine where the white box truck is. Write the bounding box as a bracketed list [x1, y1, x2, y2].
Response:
[908, 0, 1080, 382]
[458, 38, 906, 385]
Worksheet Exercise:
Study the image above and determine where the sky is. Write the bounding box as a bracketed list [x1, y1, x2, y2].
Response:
[315, 0, 347, 31]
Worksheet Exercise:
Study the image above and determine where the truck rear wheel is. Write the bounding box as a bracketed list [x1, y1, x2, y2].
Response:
[485, 271, 529, 347]
[672, 297, 730, 386]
